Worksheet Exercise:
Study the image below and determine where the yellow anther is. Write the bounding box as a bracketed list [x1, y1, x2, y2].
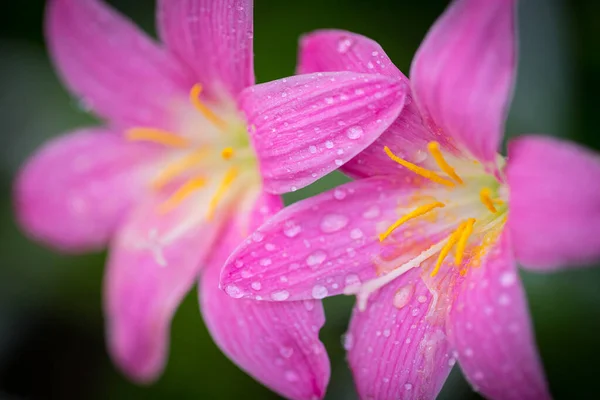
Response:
[455, 218, 476, 266]
[190, 84, 228, 131]
[427, 141, 463, 184]
[379, 202, 445, 242]
[479, 187, 498, 213]
[207, 167, 238, 220]
[126, 128, 190, 148]
[221, 147, 234, 160]
[152, 148, 209, 189]
[383, 146, 455, 187]
[159, 176, 206, 213]
[430, 221, 467, 277]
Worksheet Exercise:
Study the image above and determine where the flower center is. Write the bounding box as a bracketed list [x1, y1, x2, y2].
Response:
[125, 83, 257, 218]
[349, 142, 508, 310]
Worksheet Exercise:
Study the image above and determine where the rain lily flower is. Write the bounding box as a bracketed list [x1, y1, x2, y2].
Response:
[14, 0, 408, 398]
[221, 0, 600, 398]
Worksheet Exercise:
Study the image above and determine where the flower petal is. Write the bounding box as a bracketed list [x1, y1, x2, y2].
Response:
[46, 0, 193, 129]
[104, 189, 223, 382]
[221, 177, 451, 301]
[447, 232, 551, 399]
[14, 128, 157, 252]
[410, 0, 517, 165]
[201, 191, 330, 400]
[238, 72, 407, 194]
[347, 268, 452, 400]
[297, 29, 454, 179]
[507, 135, 600, 270]
[157, 0, 254, 101]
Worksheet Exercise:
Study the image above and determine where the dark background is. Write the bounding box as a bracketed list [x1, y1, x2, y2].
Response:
[1, 0, 600, 399]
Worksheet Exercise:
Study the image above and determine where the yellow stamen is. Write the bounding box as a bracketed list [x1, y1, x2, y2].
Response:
[379, 202, 445, 242]
[126, 128, 190, 148]
[221, 147, 234, 160]
[430, 222, 467, 277]
[455, 218, 476, 266]
[152, 148, 209, 189]
[427, 141, 463, 184]
[383, 146, 455, 187]
[479, 187, 498, 213]
[207, 167, 238, 220]
[190, 84, 228, 131]
[159, 176, 206, 213]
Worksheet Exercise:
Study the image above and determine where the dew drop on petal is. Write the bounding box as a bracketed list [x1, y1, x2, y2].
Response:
[325, 140, 334, 149]
[225, 285, 243, 299]
[500, 271, 516, 287]
[404, 383, 413, 391]
[334, 159, 343, 166]
[271, 290, 290, 301]
[393, 284, 414, 309]
[259, 258, 272, 266]
[342, 332, 354, 350]
[320, 214, 349, 233]
[350, 228, 364, 239]
[333, 188, 346, 200]
[362, 206, 380, 219]
[306, 250, 327, 267]
[337, 37, 353, 53]
[280, 347, 294, 358]
[417, 295, 427, 303]
[308, 145, 317, 154]
[284, 370, 299, 382]
[312, 285, 328, 299]
[252, 231, 264, 242]
[283, 223, 301, 238]
[346, 125, 364, 140]
[251, 281, 262, 291]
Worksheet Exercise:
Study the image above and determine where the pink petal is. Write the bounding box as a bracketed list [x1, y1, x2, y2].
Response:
[347, 268, 453, 400]
[410, 0, 516, 165]
[201, 192, 330, 400]
[238, 72, 407, 194]
[447, 232, 551, 399]
[14, 128, 157, 252]
[507, 135, 600, 270]
[221, 177, 449, 301]
[157, 0, 254, 101]
[297, 29, 455, 179]
[105, 192, 223, 382]
[46, 0, 193, 129]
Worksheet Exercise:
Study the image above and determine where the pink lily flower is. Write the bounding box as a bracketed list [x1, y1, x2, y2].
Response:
[14, 0, 407, 398]
[221, 0, 600, 398]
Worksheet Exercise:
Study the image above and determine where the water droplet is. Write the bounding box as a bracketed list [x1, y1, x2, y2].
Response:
[234, 259, 244, 268]
[265, 243, 276, 251]
[279, 275, 289, 283]
[383, 329, 391, 337]
[464, 348, 474, 357]
[500, 271, 516, 287]
[333, 189, 346, 200]
[312, 285, 328, 299]
[306, 251, 327, 267]
[308, 145, 317, 154]
[271, 290, 290, 301]
[350, 228, 364, 239]
[362, 206, 380, 219]
[284, 370, 299, 382]
[325, 140, 334, 149]
[346, 125, 364, 140]
[417, 295, 427, 303]
[225, 285, 243, 299]
[412, 149, 428, 163]
[337, 37, 353, 53]
[498, 294, 511, 306]
[342, 332, 354, 350]
[280, 347, 294, 358]
[324, 96, 334, 104]
[448, 357, 457, 367]
[303, 300, 315, 311]
[404, 383, 413, 391]
[320, 214, 349, 233]
[393, 284, 414, 309]
[283, 223, 301, 238]
[259, 258, 272, 266]
[251, 281, 262, 291]
[252, 231, 264, 242]
[411, 308, 420, 316]
[334, 159, 343, 166]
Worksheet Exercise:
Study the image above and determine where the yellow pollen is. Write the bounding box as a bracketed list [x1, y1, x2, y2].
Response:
[152, 148, 209, 189]
[126, 128, 190, 148]
[221, 147, 234, 160]
[190, 84, 228, 131]
[207, 167, 238, 220]
[455, 218, 476, 266]
[479, 187, 498, 213]
[379, 202, 445, 242]
[383, 146, 455, 187]
[427, 141, 463, 184]
[159, 176, 206, 213]
[430, 221, 467, 277]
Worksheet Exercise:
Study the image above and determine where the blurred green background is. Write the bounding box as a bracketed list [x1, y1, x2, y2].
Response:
[1, 0, 600, 399]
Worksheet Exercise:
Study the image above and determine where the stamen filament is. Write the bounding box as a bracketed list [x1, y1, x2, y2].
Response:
[190, 84, 228, 131]
[430, 222, 467, 277]
[379, 202, 445, 242]
[207, 167, 238, 220]
[159, 176, 206, 213]
[427, 141, 463, 184]
[479, 187, 498, 213]
[383, 146, 455, 187]
[126, 128, 189, 148]
[152, 148, 209, 189]
[455, 218, 476, 266]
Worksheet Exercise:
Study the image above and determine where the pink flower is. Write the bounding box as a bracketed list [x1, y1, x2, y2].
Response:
[221, 0, 600, 398]
[14, 0, 407, 397]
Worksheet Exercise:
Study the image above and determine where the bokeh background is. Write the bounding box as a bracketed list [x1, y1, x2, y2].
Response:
[1, 0, 600, 398]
